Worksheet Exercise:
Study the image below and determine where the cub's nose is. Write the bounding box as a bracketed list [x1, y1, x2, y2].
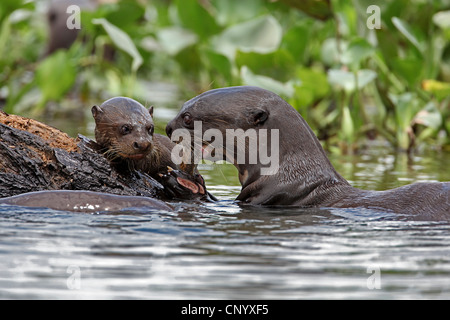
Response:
[133, 141, 151, 152]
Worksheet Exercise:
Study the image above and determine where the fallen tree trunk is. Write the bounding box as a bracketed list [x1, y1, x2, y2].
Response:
[0, 111, 165, 198]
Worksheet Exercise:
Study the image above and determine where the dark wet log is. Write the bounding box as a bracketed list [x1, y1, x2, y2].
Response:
[0, 111, 165, 198]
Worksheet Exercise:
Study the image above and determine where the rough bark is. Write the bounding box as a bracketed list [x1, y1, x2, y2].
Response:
[0, 111, 165, 198]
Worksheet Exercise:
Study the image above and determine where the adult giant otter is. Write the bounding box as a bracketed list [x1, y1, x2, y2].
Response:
[166, 86, 450, 220]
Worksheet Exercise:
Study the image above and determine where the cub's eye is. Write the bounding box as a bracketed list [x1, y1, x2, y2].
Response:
[183, 114, 193, 126]
[148, 125, 154, 135]
[120, 125, 132, 135]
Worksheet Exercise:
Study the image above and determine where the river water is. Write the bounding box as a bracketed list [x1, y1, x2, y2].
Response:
[1, 144, 449, 300]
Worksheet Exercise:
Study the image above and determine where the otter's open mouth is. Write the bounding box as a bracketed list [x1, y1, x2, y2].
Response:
[202, 140, 226, 160]
[202, 143, 209, 156]
[201, 141, 217, 158]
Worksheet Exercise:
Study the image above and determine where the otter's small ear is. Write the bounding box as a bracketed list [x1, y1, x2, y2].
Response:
[91, 105, 103, 118]
[148, 106, 154, 117]
[251, 109, 268, 125]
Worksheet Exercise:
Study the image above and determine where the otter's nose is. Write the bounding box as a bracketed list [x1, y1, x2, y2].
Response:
[165, 123, 173, 139]
[133, 141, 151, 152]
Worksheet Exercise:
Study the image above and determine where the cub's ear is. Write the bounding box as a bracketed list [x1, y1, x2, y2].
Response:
[250, 108, 269, 126]
[91, 105, 103, 118]
[148, 106, 154, 117]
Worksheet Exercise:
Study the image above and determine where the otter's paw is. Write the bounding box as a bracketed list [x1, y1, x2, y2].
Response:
[158, 167, 207, 200]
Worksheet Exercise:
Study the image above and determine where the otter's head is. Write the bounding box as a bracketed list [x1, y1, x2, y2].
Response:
[166, 86, 296, 183]
[166, 86, 339, 190]
[92, 97, 155, 161]
[166, 86, 274, 137]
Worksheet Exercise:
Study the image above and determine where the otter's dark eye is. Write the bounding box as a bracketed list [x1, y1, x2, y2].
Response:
[148, 125, 154, 135]
[120, 125, 132, 135]
[183, 113, 193, 126]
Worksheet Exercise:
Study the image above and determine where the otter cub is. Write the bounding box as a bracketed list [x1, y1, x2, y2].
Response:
[91, 97, 209, 200]
[91, 97, 176, 176]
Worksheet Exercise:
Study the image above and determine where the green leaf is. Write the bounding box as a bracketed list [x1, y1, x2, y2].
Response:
[281, 22, 313, 63]
[391, 57, 423, 86]
[341, 105, 355, 144]
[354, 69, 377, 89]
[212, 15, 282, 60]
[0, 0, 24, 23]
[235, 49, 296, 82]
[414, 102, 442, 130]
[390, 92, 421, 130]
[0, 14, 11, 59]
[321, 38, 348, 66]
[433, 10, 450, 30]
[35, 51, 76, 104]
[391, 17, 425, 54]
[175, 0, 220, 39]
[422, 79, 450, 101]
[433, 11, 450, 39]
[92, 18, 143, 72]
[157, 27, 198, 56]
[332, 0, 358, 36]
[104, 0, 145, 29]
[294, 67, 330, 106]
[341, 38, 375, 68]
[328, 69, 377, 92]
[240, 66, 294, 98]
[203, 49, 233, 81]
[389, 92, 422, 150]
[212, 0, 265, 26]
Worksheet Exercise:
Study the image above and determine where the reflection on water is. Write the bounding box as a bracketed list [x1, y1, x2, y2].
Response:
[330, 143, 450, 191]
[1, 146, 449, 299]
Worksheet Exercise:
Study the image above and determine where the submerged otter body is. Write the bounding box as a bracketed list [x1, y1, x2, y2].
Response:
[166, 86, 450, 220]
[0, 190, 172, 212]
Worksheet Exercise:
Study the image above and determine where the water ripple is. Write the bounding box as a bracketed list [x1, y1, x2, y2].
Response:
[1, 149, 450, 299]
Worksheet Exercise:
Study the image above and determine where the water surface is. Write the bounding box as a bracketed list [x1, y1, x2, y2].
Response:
[1, 147, 449, 300]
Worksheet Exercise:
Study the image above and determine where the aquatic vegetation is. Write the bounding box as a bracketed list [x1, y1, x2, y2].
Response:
[0, 0, 449, 152]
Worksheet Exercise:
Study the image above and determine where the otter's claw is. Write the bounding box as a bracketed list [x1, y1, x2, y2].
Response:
[157, 168, 211, 201]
